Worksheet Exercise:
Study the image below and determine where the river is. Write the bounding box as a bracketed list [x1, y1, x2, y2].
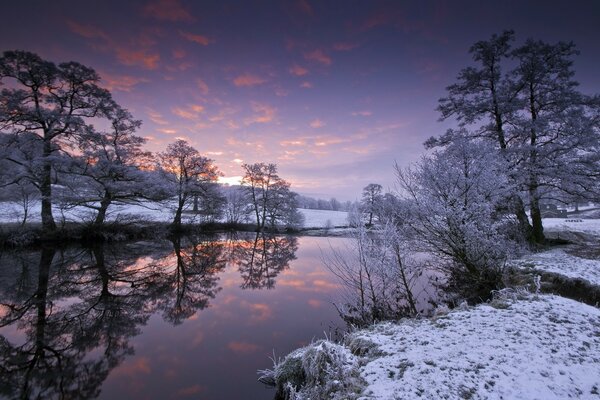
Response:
[0, 233, 347, 399]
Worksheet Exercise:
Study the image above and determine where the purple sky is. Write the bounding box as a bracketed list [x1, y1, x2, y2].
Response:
[2, 0, 599, 200]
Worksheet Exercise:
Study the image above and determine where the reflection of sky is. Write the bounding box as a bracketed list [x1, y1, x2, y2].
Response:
[2, 1, 600, 199]
[99, 236, 345, 399]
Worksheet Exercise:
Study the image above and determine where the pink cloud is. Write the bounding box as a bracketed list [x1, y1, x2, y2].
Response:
[146, 109, 168, 125]
[289, 64, 309, 76]
[172, 104, 205, 120]
[176, 385, 205, 397]
[245, 102, 276, 124]
[143, 0, 195, 22]
[310, 119, 325, 128]
[66, 20, 108, 40]
[196, 79, 209, 95]
[333, 42, 360, 51]
[300, 81, 313, 89]
[172, 49, 186, 59]
[233, 73, 267, 87]
[100, 72, 147, 92]
[304, 49, 332, 66]
[115, 48, 160, 69]
[180, 31, 212, 45]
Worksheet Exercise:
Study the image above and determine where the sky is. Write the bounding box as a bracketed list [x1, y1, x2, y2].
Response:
[1, 0, 599, 201]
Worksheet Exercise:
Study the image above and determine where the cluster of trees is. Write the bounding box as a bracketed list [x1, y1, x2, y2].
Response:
[296, 195, 355, 212]
[0, 50, 301, 233]
[328, 31, 600, 325]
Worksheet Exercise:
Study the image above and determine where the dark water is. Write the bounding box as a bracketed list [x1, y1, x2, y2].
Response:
[0, 233, 346, 400]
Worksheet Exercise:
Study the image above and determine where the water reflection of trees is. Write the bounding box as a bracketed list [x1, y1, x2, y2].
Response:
[231, 232, 298, 289]
[0, 233, 298, 398]
[0, 243, 172, 399]
[152, 235, 227, 324]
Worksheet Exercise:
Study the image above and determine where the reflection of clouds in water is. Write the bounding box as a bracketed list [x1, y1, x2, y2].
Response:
[227, 341, 261, 354]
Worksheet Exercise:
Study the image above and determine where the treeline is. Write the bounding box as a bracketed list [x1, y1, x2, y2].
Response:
[296, 195, 356, 212]
[0, 51, 301, 235]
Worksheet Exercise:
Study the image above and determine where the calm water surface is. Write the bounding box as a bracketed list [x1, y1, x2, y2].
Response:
[0, 233, 346, 399]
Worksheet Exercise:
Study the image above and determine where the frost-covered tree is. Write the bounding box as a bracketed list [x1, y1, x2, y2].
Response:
[360, 183, 383, 226]
[159, 139, 220, 229]
[509, 39, 600, 243]
[431, 32, 600, 244]
[241, 163, 300, 230]
[396, 138, 515, 302]
[0, 51, 115, 231]
[67, 107, 160, 225]
[223, 185, 251, 224]
[0, 132, 46, 225]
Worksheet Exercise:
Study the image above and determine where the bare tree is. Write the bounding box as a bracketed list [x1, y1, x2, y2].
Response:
[241, 163, 299, 230]
[0, 51, 115, 231]
[159, 139, 220, 229]
[360, 183, 383, 226]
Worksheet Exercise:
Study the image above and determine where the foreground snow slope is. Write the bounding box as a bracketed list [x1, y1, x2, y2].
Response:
[353, 294, 600, 399]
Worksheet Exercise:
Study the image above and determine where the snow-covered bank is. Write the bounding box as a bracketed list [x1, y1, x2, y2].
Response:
[0, 201, 348, 229]
[511, 248, 600, 287]
[267, 294, 600, 399]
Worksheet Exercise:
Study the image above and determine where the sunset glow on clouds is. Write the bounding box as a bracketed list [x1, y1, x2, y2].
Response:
[2, 0, 599, 199]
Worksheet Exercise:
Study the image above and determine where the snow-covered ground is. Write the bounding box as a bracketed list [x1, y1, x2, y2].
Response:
[300, 208, 348, 228]
[353, 294, 600, 399]
[544, 217, 600, 238]
[272, 294, 600, 399]
[0, 201, 348, 229]
[511, 248, 600, 287]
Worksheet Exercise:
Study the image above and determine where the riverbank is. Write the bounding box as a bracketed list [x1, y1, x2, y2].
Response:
[0, 204, 352, 247]
[262, 223, 600, 399]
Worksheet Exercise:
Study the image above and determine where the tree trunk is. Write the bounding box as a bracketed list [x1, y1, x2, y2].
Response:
[94, 194, 112, 226]
[40, 138, 56, 231]
[172, 197, 185, 229]
[193, 195, 199, 212]
[529, 185, 545, 244]
[512, 195, 534, 244]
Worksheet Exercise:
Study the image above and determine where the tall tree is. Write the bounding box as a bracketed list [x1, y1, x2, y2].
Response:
[431, 32, 600, 244]
[0, 51, 115, 231]
[159, 139, 220, 229]
[509, 39, 600, 243]
[360, 183, 383, 226]
[69, 107, 157, 225]
[241, 163, 299, 230]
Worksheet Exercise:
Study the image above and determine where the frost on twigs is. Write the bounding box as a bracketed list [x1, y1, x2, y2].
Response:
[258, 340, 364, 400]
[489, 286, 535, 309]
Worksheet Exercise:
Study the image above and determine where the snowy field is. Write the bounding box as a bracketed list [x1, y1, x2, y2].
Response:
[300, 208, 349, 228]
[511, 248, 600, 287]
[544, 217, 600, 237]
[352, 294, 600, 399]
[0, 201, 348, 229]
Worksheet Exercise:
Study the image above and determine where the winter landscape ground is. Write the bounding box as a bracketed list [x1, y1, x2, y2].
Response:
[261, 219, 600, 399]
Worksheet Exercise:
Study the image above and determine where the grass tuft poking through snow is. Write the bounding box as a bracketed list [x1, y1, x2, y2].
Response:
[258, 339, 364, 400]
